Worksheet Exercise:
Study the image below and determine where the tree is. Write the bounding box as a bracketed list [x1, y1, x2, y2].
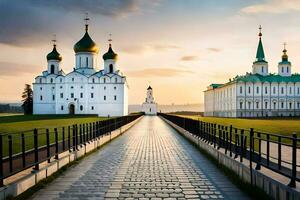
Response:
[22, 84, 33, 115]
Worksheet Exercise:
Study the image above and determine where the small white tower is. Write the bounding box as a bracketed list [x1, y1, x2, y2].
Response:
[103, 35, 118, 74]
[142, 86, 158, 115]
[46, 36, 62, 75]
[278, 43, 291, 77]
[252, 26, 268, 76]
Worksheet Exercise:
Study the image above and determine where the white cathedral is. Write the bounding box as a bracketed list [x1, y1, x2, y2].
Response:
[33, 18, 128, 116]
[142, 86, 157, 115]
[204, 27, 300, 118]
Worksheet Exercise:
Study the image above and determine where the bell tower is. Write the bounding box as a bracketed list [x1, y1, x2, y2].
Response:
[278, 43, 291, 77]
[252, 26, 268, 76]
[46, 35, 62, 75]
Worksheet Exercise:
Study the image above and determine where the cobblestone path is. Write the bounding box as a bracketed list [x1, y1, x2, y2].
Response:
[30, 116, 249, 200]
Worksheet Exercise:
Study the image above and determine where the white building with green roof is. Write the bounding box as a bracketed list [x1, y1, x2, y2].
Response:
[204, 27, 300, 118]
[33, 17, 128, 116]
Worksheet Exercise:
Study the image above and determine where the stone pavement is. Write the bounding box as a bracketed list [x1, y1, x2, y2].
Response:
[30, 116, 250, 200]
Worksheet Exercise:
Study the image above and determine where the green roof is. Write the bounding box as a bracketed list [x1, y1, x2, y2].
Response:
[47, 45, 62, 61]
[235, 73, 300, 83]
[255, 38, 266, 62]
[74, 31, 99, 54]
[103, 45, 118, 60]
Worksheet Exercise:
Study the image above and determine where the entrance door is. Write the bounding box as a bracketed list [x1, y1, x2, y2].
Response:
[69, 104, 75, 115]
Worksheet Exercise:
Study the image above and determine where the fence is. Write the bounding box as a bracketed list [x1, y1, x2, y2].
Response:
[159, 113, 300, 188]
[0, 114, 142, 187]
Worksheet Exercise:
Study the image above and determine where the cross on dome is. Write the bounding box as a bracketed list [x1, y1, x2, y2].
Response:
[51, 34, 57, 47]
[108, 34, 112, 47]
[84, 12, 90, 32]
[259, 25, 262, 38]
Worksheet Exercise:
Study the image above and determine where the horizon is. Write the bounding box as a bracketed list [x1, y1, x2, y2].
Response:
[1, 0, 300, 104]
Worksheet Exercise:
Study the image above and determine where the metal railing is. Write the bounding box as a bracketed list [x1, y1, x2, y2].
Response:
[159, 113, 299, 187]
[0, 114, 142, 187]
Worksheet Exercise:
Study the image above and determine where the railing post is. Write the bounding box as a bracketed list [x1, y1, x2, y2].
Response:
[8, 135, 13, 173]
[278, 136, 281, 170]
[33, 129, 39, 170]
[54, 128, 58, 159]
[79, 124, 83, 146]
[249, 128, 254, 185]
[255, 132, 261, 170]
[75, 124, 78, 150]
[214, 124, 217, 148]
[234, 128, 239, 159]
[89, 123, 92, 141]
[68, 126, 71, 151]
[0, 135, 3, 187]
[62, 127, 65, 151]
[46, 129, 50, 163]
[225, 126, 228, 155]
[229, 125, 233, 157]
[72, 125, 76, 151]
[266, 134, 270, 166]
[288, 133, 297, 188]
[240, 129, 244, 162]
[218, 125, 221, 149]
[21, 133, 26, 168]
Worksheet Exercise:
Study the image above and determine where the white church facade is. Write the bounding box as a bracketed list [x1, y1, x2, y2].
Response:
[142, 86, 158, 115]
[33, 18, 128, 117]
[204, 27, 300, 118]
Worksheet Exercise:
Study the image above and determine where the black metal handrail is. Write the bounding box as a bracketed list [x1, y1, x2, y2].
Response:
[0, 114, 142, 187]
[159, 113, 299, 188]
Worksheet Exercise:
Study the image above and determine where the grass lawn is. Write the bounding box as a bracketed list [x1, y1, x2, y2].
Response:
[0, 115, 108, 156]
[180, 115, 300, 136]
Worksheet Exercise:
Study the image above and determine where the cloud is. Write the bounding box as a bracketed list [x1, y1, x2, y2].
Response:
[0, 62, 40, 77]
[121, 44, 180, 54]
[207, 48, 222, 52]
[125, 68, 192, 77]
[0, 0, 156, 46]
[181, 56, 198, 61]
[241, 0, 300, 14]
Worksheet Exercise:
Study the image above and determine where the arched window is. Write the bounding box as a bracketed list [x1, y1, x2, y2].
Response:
[256, 87, 259, 94]
[240, 102, 243, 109]
[79, 57, 81, 67]
[50, 64, 55, 74]
[50, 78, 53, 83]
[80, 105, 83, 111]
[86, 57, 88, 67]
[109, 64, 113, 73]
[281, 87, 284, 94]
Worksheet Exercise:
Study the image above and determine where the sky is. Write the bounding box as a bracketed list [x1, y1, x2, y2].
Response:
[1, 0, 300, 105]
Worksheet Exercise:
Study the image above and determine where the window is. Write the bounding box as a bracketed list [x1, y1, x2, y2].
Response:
[60, 93, 63, 98]
[289, 87, 292, 94]
[104, 96, 106, 100]
[40, 95, 43, 101]
[240, 86, 243, 94]
[80, 105, 83, 111]
[50, 65, 55, 74]
[92, 78, 95, 83]
[91, 86, 94, 89]
[103, 78, 106, 83]
[86, 57, 88, 67]
[72, 78, 74, 82]
[256, 102, 259, 109]
[114, 86, 116, 90]
[248, 87, 251, 94]
[261, 66, 264, 73]
[60, 86, 63, 89]
[240, 102, 243, 109]
[61, 106, 64, 111]
[287, 67, 289, 73]
[114, 95, 117, 101]
[281, 87, 284, 94]
[282, 67, 284, 73]
[40, 87, 42, 91]
[109, 64, 113, 73]
[265, 102, 268, 109]
[289, 102, 292, 109]
[91, 106, 94, 110]
[115, 78, 117, 83]
[39, 78, 42, 83]
[104, 86, 106, 90]
[91, 93, 94, 98]
[256, 87, 259, 94]
[80, 93, 83, 98]
[265, 87, 267, 94]
[71, 93, 74, 98]
[281, 102, 284, 109]
[273, 87, 276, 94]
[298, 102, 300, 109]
[60, 78, 62, 83]
[79, 57, 81, 67]
[50, 78, 53, 83]
[273, 102, 276, 109]
[52, 95, 55, 101]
